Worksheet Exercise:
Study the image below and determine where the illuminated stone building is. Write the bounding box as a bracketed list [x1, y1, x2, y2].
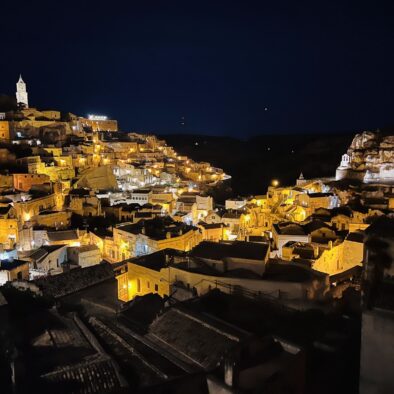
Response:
[13, 173, 50, 192]
[13, 193, 57, 224]
[79, 115, 118, 132]
[113, 217, 202, 262]
[198, 222, 228, 242]
[282, 231, 364, 275]
[0, 121, 10, 141]
[0, 205, 19, 248]
[117, 244, 329, 303]
[0, 259, 29, 285]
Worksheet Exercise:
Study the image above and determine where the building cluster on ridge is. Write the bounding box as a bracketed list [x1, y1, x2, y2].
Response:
[0, 76, 393, 393]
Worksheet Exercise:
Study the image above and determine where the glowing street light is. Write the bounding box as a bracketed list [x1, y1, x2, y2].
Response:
[271, 179, 279, 187]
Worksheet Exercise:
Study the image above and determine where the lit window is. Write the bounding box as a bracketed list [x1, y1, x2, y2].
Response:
[137, 279, 141, 292]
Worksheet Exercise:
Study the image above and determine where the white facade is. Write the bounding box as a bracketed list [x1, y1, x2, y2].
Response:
[16, 75, 29, 108]
[131, 190, 152, 205]
[225, 199, 246, 210]
[67, 245, 101, 268]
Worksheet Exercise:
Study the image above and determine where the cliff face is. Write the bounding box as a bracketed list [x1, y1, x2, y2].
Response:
[336, 131, 394, 183]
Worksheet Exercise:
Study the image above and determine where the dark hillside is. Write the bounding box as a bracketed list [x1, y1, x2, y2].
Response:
[161, 133, 354, 196]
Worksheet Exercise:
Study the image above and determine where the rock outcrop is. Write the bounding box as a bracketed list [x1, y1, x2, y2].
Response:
[336, 131, 394, 183]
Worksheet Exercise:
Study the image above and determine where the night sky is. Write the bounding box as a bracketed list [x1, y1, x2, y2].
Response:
[1, 0, 394, 137]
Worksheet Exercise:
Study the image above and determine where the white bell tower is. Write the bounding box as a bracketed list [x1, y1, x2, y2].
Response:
[16, 74, 29, 108]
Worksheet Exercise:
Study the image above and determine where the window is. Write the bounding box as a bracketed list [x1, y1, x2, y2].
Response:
[137, 278, 141, 292]
[147, 281, 150, 289]
[154, 284, 159, 292]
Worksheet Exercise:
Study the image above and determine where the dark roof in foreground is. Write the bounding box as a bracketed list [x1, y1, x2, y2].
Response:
[346, 231, 365, 243]
[41, 356, 122, 393]
[33, 262, 114, 298]
[264, 260, 327, 283]
[365, 215, 394, 238]
[191, 241, 269, 261]
[149, 305, 249, 370]
[128, 249, 186, 271]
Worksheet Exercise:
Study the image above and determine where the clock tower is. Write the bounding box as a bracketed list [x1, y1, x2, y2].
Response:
[16, 74, 29, 108]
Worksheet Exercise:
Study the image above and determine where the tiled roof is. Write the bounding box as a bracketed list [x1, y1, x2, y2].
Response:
[41, 356, 122, 393]
[28, 244, 66, 262]
[149, 306, 248, 370]
[33, 263, 114, 298]
[47, 230, 79, 242]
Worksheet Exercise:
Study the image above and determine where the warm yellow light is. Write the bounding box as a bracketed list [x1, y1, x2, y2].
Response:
[120, 240, 128, 250]
[24, 212, 31, 222]
[272, 179, 279, 187]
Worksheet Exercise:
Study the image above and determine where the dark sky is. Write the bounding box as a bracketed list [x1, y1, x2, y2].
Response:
[1, 0, 394, 137]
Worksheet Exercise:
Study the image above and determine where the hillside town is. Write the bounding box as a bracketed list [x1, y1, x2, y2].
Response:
[0, 77, 393, 394]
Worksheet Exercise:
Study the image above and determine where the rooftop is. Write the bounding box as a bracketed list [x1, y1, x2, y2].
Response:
[128, 249, 185, 271]
[263, 260, 326, 283]
[149, 305, 249, 370]
[33, 262, 114, 298]
[47, 230, 79, 242]
[192, 241, 269, 261]
[346, 231, 365, 243]
[0, 259, 28, 271]
[274, 222, 306, 236]
[117, 216, 197, 241]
